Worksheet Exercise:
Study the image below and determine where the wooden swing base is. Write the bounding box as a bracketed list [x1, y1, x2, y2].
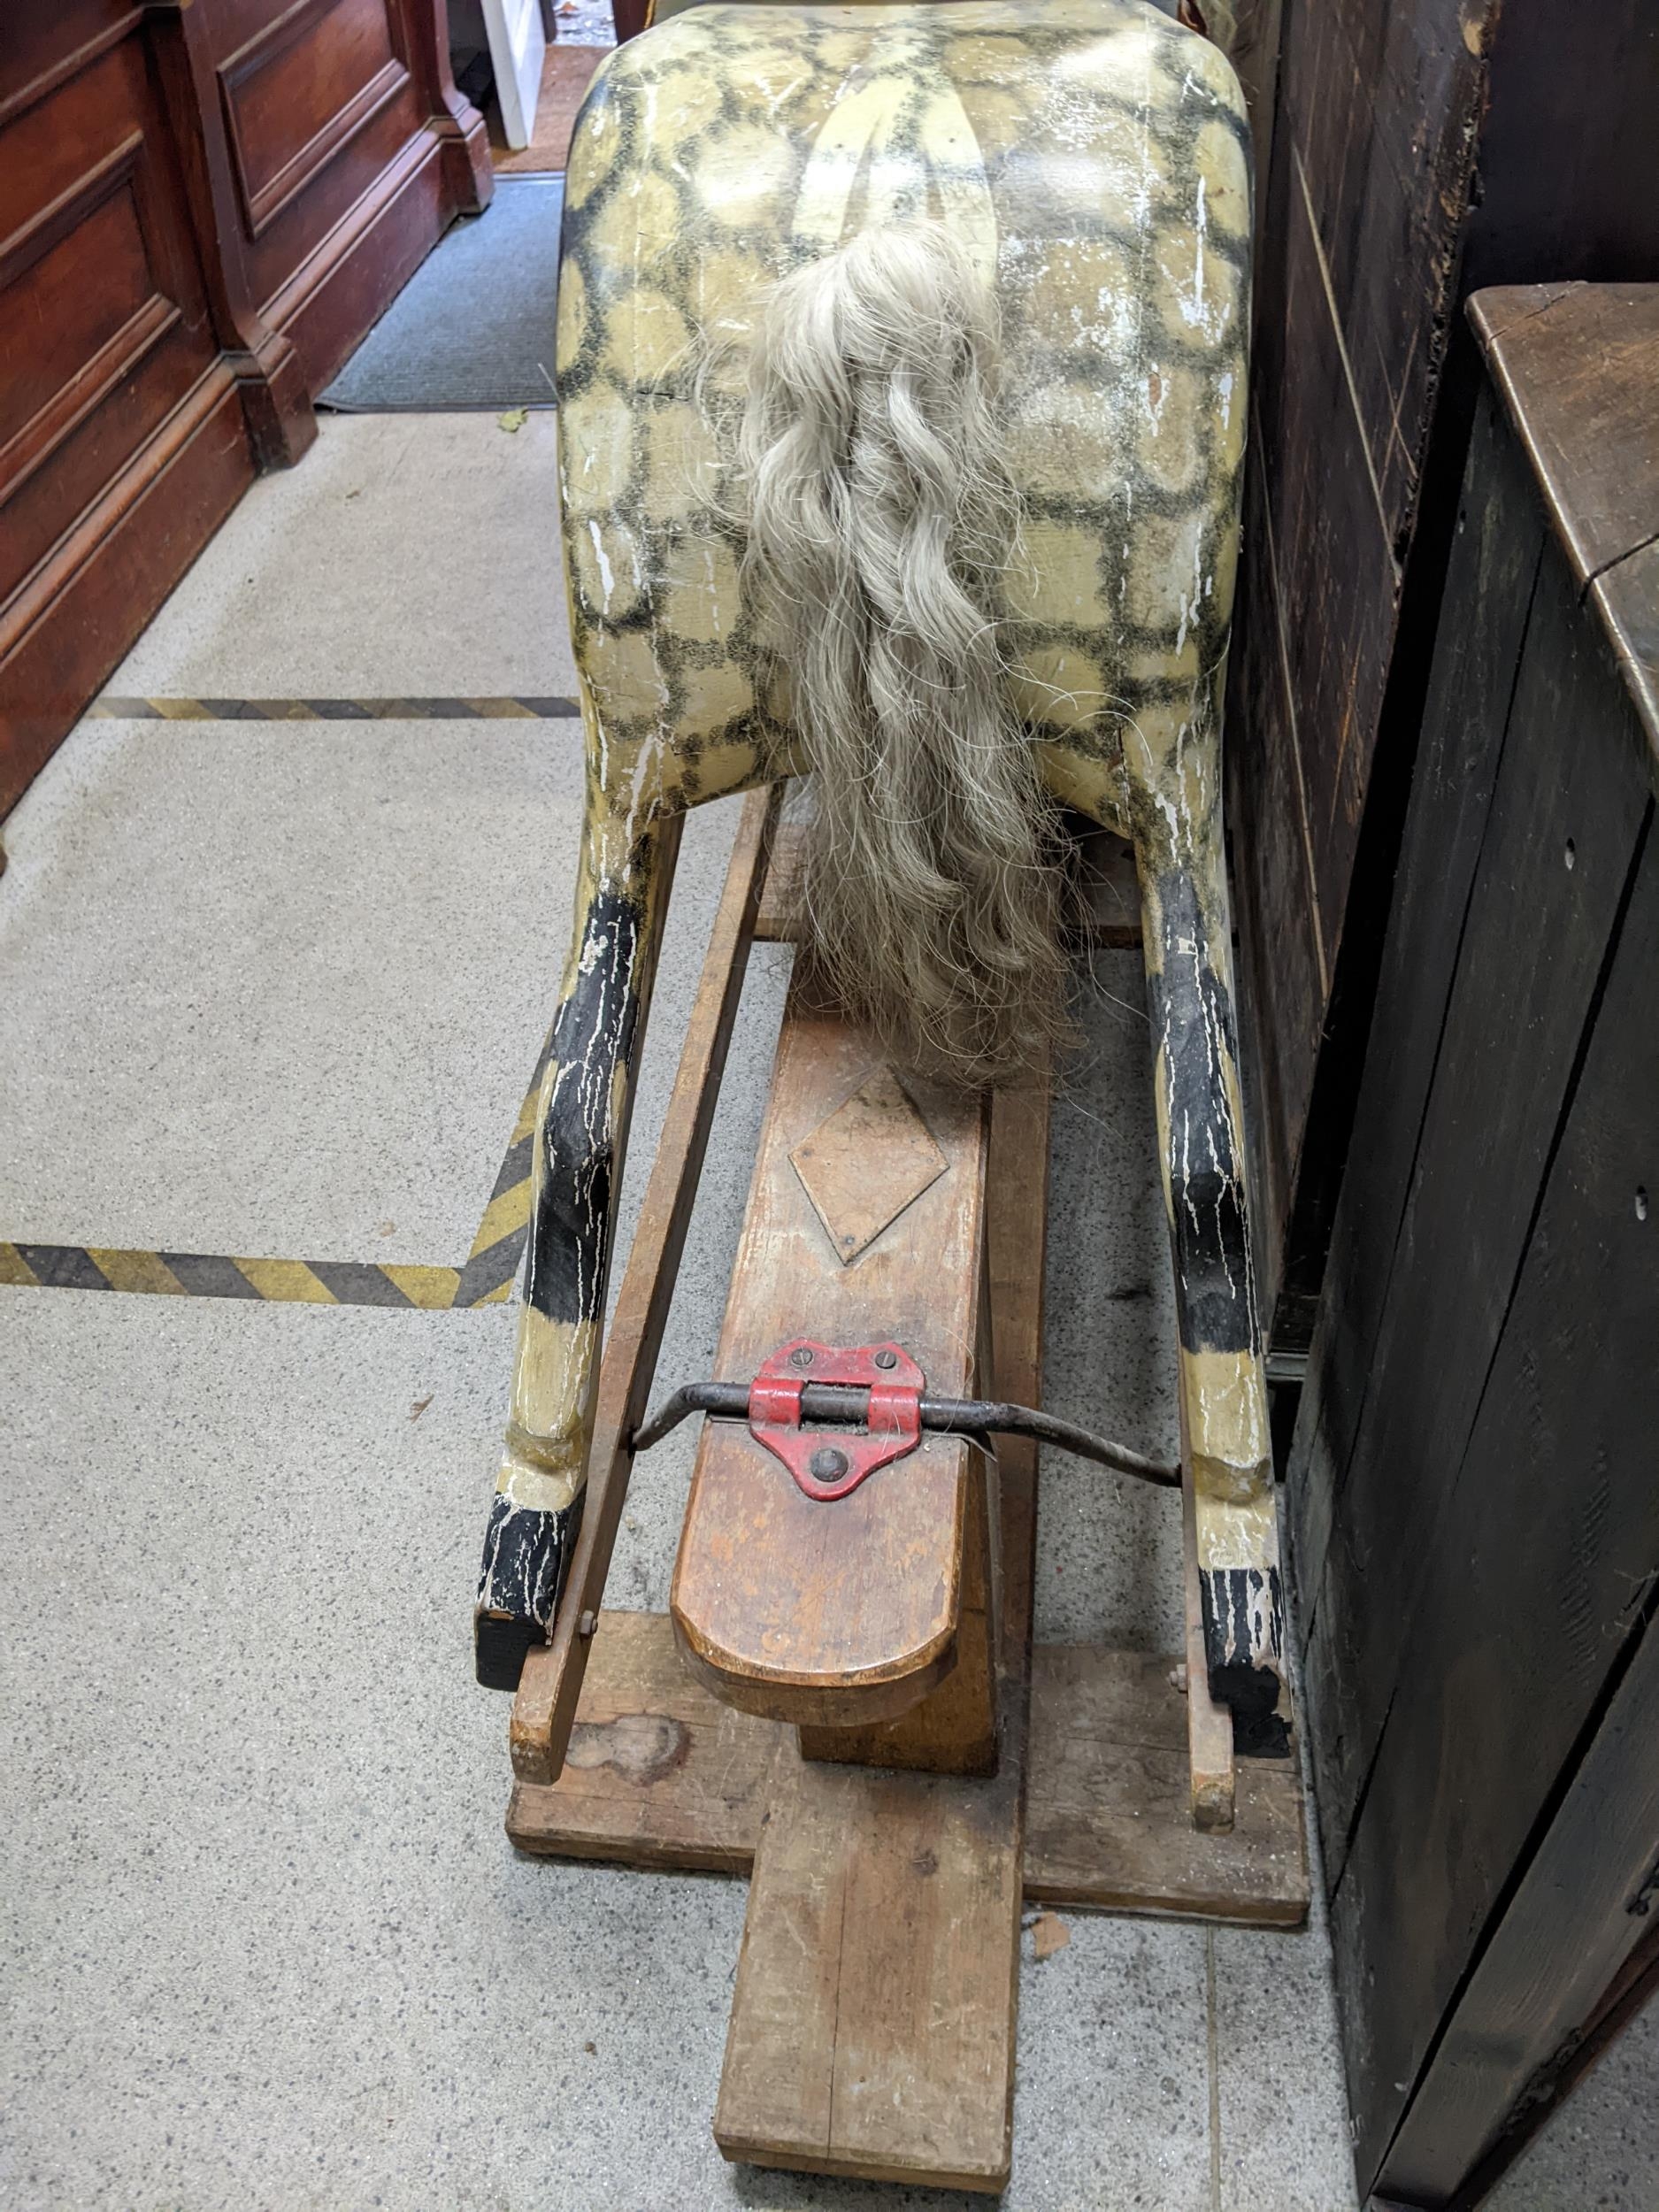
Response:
[502, 792, 1308, 2194]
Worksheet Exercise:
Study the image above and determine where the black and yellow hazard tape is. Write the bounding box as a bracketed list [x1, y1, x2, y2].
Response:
[2, 695, 575, 1311]
[88, 696, 581, 721]
[0, 1033, 555, 1311]
[452, 1028, 552, 1308]
[0, 1243, 461, 1308]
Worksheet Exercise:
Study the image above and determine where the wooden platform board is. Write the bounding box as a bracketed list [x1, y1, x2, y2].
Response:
[504, 822, 1302, 2194]
[670, 980, 989, 1732]
[716, 1719, 1025, 2189]
[715, 1075, 1037, 2189]
[508, 1610, 1310, 1929]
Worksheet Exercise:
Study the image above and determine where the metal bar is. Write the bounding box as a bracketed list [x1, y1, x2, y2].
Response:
[632, 1379, 1179, 1487]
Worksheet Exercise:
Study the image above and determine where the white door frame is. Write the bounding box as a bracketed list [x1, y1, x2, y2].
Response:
[480, 0, 546, 150]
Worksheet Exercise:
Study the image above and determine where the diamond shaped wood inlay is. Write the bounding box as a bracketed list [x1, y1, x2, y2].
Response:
[789, 1066, 949, 1263]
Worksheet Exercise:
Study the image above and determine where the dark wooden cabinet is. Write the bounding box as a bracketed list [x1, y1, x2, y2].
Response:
[1229, 0, 1659, 1350]
[1290, 283, 1659, 2208]
[0, 0, 490, 817]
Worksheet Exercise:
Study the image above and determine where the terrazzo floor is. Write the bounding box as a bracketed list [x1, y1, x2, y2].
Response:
[0, 410, 1356, 2211]
[5, 400, 1645, 2209]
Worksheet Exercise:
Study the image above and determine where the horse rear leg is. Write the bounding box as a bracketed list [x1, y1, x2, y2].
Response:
[473, 795, 680, 1690]
[1119, 704, 1290, 1755]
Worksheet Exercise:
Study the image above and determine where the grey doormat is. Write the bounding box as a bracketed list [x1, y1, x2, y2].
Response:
[319, 175, 564, 412]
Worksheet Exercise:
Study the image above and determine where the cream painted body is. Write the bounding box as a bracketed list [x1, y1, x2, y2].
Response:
[480, 0, 1288, 1735]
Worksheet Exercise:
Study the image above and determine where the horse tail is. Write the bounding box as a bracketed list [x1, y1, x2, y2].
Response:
[737, 220, 1065, 1090]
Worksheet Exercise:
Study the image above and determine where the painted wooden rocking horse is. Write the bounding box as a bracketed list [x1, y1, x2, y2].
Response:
[474, 0, 1287, 1755]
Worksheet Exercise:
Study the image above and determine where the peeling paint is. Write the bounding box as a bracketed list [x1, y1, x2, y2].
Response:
[476, 0, 1286, 1735]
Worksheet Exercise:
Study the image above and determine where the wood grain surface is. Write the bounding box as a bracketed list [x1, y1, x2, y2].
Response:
[671, 975, 988, 1730]
[796, 1444, 998, 1775]
[1595, 536, 1659, 762]
[1287, 384, 1548, 1769]
[1471, 281, 1659, 784]
[1291, 294, 1659, 2202]
[1471, 283, 1659, 595]
[506, 1616, 1310, 1925]
[788, 1066, 949, 1266]
[710, 1080, 1048, 2193]
[1379, 1398, 1659, 2200]
[508, 1609, 787, 1871]
[1025, 1645, 1305, 1923]
[1229, 4, 1659, 1345]
[1337, 819, 1659, 2193]
[1306, 533, 1651, 1870]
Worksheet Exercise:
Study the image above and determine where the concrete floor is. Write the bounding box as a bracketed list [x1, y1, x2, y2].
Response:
[0, 412, 1355, 2210]
[9, 403, 1635, 2210]
[1485, 1999, 1659, 2211]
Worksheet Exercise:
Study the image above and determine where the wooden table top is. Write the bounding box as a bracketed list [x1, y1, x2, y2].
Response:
[1471, 282, 1659, 776]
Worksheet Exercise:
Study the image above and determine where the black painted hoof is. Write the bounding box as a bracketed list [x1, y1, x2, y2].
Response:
[1202, 1563, 1291, 1756]
[473, 1489, 584, 1691]
[475, 1611, 541, 1693]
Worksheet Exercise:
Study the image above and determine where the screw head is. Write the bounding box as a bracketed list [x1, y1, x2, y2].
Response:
[790, 1346, 815, 1369]
[578, 1609, 597, 1638]
[810, 1447, 849, 1481]
[872, 1348, 898, 1370]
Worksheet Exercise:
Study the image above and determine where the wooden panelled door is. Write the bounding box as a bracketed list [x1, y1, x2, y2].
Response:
[196, 0, 490, 392]
[0, 4, 258, 815]
[0, 0, 491, 818]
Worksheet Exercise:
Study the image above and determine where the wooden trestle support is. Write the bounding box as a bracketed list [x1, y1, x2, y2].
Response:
[503, 796, 1309, 2193]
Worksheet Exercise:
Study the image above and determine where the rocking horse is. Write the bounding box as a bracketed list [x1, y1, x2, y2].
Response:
[475, 0, 1298, 2183]
[477, 0, 1283, 1731]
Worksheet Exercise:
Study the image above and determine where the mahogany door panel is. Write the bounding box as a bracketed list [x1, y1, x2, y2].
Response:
[0, 8, 256, 813]
[250, 91, 434, 311]
[2, 154, 173, 472]
[196, 0, 462, 388]
[0, 1, 134, 115]
[264, 119, 449, 396]
[212, 0, 410, 240]
[0, 42, 226, 609]
[1, 0, 489, 815]
[0, 373, 252, 814]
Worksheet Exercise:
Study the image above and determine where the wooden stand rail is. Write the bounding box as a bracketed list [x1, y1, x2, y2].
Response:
[504, 803, 1308, 2192]
[512, 1614, 1310, 1924]
[510, 789, 780, 1788]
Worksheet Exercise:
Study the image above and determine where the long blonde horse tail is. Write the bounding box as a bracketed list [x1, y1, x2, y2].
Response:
[737, 220, 1066, 1091]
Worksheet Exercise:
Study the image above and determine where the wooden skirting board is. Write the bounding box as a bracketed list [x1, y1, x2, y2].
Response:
[509, 1611, 1308, 1930]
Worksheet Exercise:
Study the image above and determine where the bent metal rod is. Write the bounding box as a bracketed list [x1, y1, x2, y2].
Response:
[632, 1379, 1181, 1488]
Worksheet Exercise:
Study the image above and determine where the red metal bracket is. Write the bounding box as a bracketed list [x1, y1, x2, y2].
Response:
[748, 1339, 924, 1501]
